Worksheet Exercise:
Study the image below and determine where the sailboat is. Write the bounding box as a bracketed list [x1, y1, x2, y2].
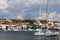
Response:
[34, 0, 45, 36]
[34, 0, 59, 36]
[44, 0, 59, 36]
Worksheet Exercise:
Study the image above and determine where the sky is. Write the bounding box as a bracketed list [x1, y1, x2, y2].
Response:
[0, 0, 60, 21]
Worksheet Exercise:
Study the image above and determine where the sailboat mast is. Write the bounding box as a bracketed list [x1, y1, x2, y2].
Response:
[38, 0, 41, 20]
[46, 0, 49, 21]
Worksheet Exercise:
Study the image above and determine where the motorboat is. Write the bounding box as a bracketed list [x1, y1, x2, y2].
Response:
[34, 29, 44, 36]
[44, 30, 59, 36]
[34, 28, 59, 36]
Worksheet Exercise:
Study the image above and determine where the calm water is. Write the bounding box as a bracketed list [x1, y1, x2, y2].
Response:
[0, 31, 59, 40]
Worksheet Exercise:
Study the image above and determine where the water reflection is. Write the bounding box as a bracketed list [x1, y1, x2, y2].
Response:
[0, 31, 59, 40]
[35, 36, 59, 40]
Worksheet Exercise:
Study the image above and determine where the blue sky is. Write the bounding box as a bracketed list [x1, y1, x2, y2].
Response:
[0, 0, 60, 21]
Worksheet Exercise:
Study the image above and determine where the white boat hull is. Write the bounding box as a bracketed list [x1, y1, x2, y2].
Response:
[34, 30, 59, 36]
[34, 32, 44, 36]
[44, 31, 59, 36]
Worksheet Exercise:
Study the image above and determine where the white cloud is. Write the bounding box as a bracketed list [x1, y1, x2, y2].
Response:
[0, 0, 9, 13]
[38, 13, 46, 20]
[16, 15, 23, 19]
[55, 0, 60, 4]
[0, 0, 60, 21]
[48, 12, 56, 20]
[0, 0, 8, 9]
[8, 0, 47, 8]
[38, 12, 58, 21]
[57, 14, 60, 20]
[24, 0, 47, 6]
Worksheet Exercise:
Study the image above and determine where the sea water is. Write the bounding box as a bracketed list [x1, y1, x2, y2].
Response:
[0, 31, 59, 40]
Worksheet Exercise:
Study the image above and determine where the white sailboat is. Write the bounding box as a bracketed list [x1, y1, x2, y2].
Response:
[34, 0, 45, 36]
[34, 28, 44, 36]
[34, 0, 59, 36]
[44, 30, 59, 36]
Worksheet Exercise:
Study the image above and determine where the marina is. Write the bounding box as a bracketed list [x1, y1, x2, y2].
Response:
[0, 22, 59, 36]
[0, 0, 60, 40]
[0, 18, 60, 39]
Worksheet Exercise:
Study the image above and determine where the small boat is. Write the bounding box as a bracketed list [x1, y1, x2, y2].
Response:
[13, 26, 22, 31]
[34, 31, 44, 36]
[34, 29, 44, 36]
[34, 29, 59, 36]
[44, 30, 59, 36]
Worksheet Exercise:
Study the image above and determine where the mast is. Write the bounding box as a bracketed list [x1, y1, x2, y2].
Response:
[39, 0, 41, 19]
[46, 0, 49, 21]
[37, 0, 42, 21]
[44, 0, 49, 28]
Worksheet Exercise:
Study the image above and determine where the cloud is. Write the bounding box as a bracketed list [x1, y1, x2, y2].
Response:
[16, 15, 23, 19]
[0, 0, 9, 13]
[38, 13, 46, 20]
[38, 12, 60, 21]
[56, 14, 60, 21]
[8, 0, 47, 8]
[0, 0, 60, 21]
[48, 12, 56, 20]
[0, 0, 8, 9]
[24, 0, 47, 6]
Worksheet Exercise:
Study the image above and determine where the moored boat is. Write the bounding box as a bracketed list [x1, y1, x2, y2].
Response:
[34, 29, 45, 36]
[34, 28, 59, 36]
